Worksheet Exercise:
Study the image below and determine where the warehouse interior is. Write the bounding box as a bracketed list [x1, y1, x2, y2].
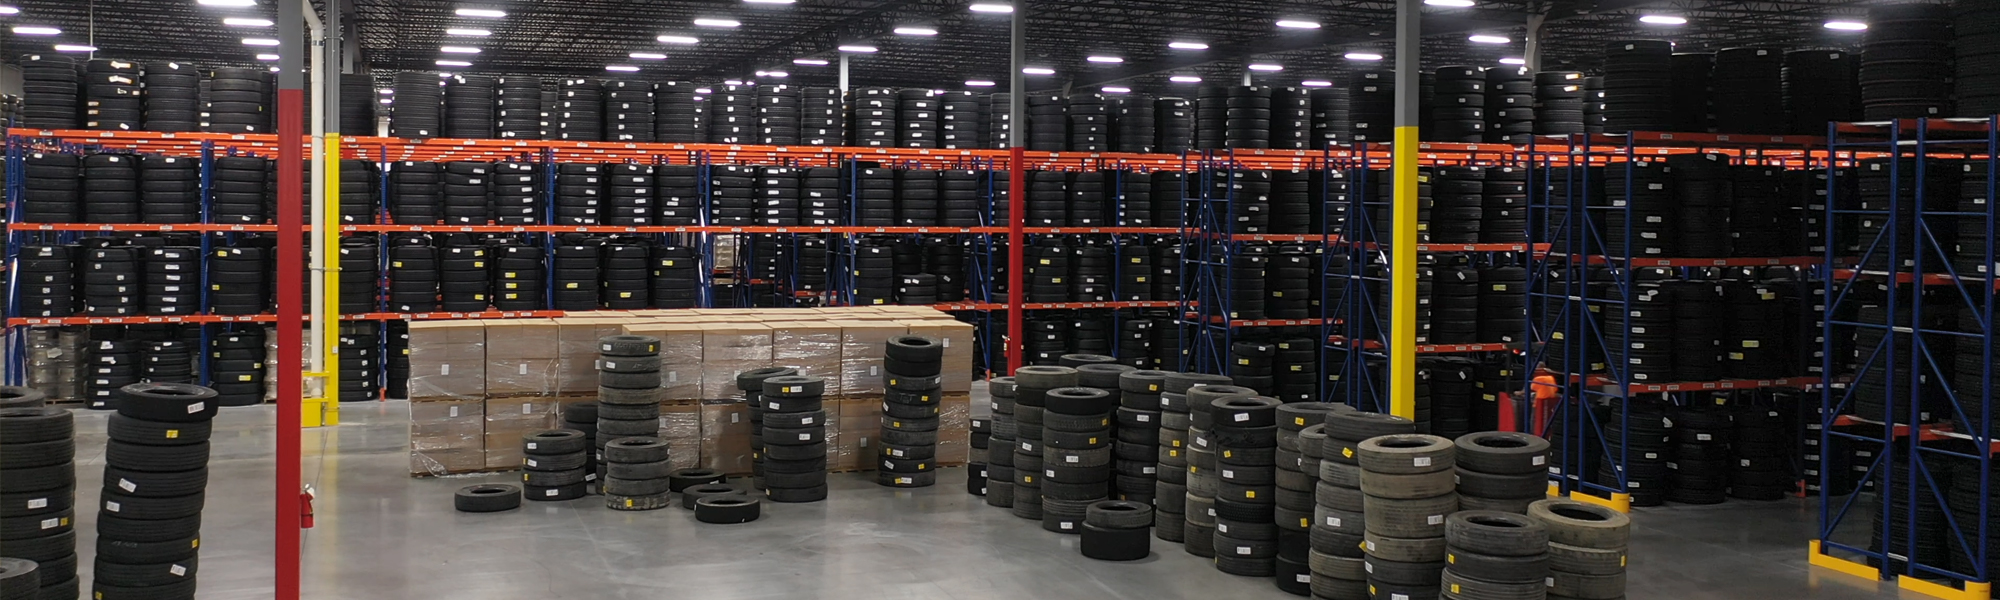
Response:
[0, 0, 1995, 599]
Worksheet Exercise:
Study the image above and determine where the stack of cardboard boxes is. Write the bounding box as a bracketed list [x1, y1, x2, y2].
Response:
[408, 307, 975, 477]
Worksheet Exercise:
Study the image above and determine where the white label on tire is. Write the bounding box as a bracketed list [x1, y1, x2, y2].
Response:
[1326, 516, 1341, 527]
[119, 479, 136, 492]
[1296, 574, 1310, 583]
[890, 449, 904, 457]
[1142, 466, 1155, 474]
[1066, 455, 1080, 463]
[1236, 546, 1252, 555]
[1233, 413, 1249, 422]
[545, 489, 559, 497]
[1394, 595, 1410, 600]
[1059, 521, 1074, 530]
[1697, 433, 1712, 441]
[1427, 515, 1444, 525]
[26, 498, 46, 509]
[1414, 457, 1431, 467]
[106, 501, 121, 512]
[1045, 469, 1056, 478]
[449, 407, 460, 418]
[39, 518, 59, 529]
[1137, 414, 1150, 422]
[802, 417, 815, 425]
[1532, 456, 1545, 466]
[170, 564, 188, 576]
[526, 459, 539, 468]
[897, 477, 913, 484]
[1218, 523, 1230, 533]
[798, 433, 811, 441]
[526, 442, 539, 450]
[1546, 578, 1555, 587]
[1222, 469, 1235, 478]
[188, 402, 205, 414]
[1365, 562, 1374, 573]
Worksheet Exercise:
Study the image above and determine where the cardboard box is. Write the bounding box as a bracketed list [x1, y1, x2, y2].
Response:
[660, 400, 703, 472]
[833, 397, 880, 472]
[936, 393, 973, 466]
[407, 321, 486, 401]
[699, 399, 754, 476]
[700, 323, 772, 399]
[767, 320, 843, 394]
[935, 320, 978, 394]
[484, 318, 561, 396]
[408, 399, 485, 476]
[554, 317, 631, 396]
[623, 322, 705, 401]
[832, 320, 904, 396]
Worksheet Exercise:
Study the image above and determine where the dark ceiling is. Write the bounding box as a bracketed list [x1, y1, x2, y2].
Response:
[2, 0, 1884, 94]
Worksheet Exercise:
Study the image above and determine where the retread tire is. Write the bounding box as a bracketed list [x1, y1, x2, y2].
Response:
[1362, 530, 1448, 562]
[603, 437, 670, 463]
[0, 440, 73, 469]
[599, 370, 661, 390]
[1085, 500, 1154, 529]
[1546, 542, 1627, 575]
[1547, 569, 1626, 599]
[668, 468, 726, 492]
[596, 355, 661, 373]
[91, 577, 197, 599]
[765, 483, 830, 502]
[1454, 431, 1552, 475]
[597, 386, 661, 405]
[521, 430, 588, 455]
[761, 375, 825, 398]
[695, 495, 762, 523]
[606, 460, 673, 480]
[1441, 547, 1549, 585]
[522, 468, 586, 487]
[679, 483, 745, 509]
[1360, 468, 1457, 499]
[105, 413, 206, 446]
[1081, 522, 1151, 560]
[1442, 567, 1549, 600]
[1362, 492, 1460, 538]
[1361, 555, 1444, 586]
[98, 490, 203, 520]
[1454, 467, 1546, 500]
[1526, 499, 1630, 549]
[454, 484, 522, 512]
[1014, 365, 1079, 389]
[0, 386, 46, 408]
[736, 367, 798, 391]
[1356, 434, 1455, 474]
[1444, 510, 1549, 556]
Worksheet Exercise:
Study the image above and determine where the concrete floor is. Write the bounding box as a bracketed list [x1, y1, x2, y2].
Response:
[57, 401, 1916, 600]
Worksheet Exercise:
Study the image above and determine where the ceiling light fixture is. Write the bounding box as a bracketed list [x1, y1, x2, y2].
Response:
[1168, 41, 1209, 50]
[792, 58, 828, 65]
[439, 46, 481, 54]
[455, 8, 506, 18]
[693, 18, 740, 27]
[435, 59, 472, 67]
[965, 79, 996, 87]
[606, 65, 640, 72]
[1248, 63, 1283, 71]
[764, 70, 788, 78]
[1301, 80, 1333, 87]
[1639, 15, 1687, 25]
[1468, 34, 1510, 44]
[724, 80, 744, 85]
[223, 17, 273, 26]
[1170, 75, 1201, 83]
[1103, 86, 1131, 93]
[969, 3, 1013, 13]
[894, 26, 938, 35]
[197, 0, 257, 6]
[0, 6, 19, 14]
[380, 98, 393, 104]
[255, 53, 280, 60]
[1086, 55, 1123, 63]
[1022, 67, 1054, 75]
[657, 35, 700, 44]
[1824, 20, 1868, 31]
[241, 37, 279, 45]
[11, 25, 59, 35]
[53, 44, 95, 52]
[630, 52, 668, 60]
[745, 0, 795, 4]
[378, 88, 393, 94]
[1425, 0, 1475, 6]
[837, 44, 877, 52]
[445, 28, 491, 36]
[1499, 57, 1526, 65]
[1276, 20, 1320, 29]
[1344, 52, 1384, 61]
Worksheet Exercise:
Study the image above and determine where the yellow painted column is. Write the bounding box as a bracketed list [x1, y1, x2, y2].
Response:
[1389, 127, 1419, 420]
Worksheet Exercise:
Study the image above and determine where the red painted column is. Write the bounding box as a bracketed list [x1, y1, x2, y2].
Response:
[273, 85, 303, 600]
[1006, 146, 1026, 374]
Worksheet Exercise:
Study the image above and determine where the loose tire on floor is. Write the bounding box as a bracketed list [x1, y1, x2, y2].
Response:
[454, 484, 522, 512]
[606, 492, 672, 511]
[1527, 499, 1630, 549]
[694, 495, 761, 523]
[1081, 523, 1151, 560]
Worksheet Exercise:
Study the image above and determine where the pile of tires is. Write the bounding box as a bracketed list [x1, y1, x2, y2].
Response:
[605, 79, 654, 143]
[602, 436, 672, 511]
[1454, 431, 1552, 513]
[1182, 383, 1255, 559]
[453, 483, 522, 513]
[1440, 511, 1551, 600]
[494, 75, 542, 139]
[560, 402, 599, 491]
[1205, 394, 1286, 578]
[555, 78, 603, 141]
[520, 429, 591, 504]
[437, 244, 489, 312]
[708, 85, 754, 145]
[1728, 406, 1791, 501]
[20, 54, 79, 129]
[1529, 499, 1631, 600]
[94, 382, 220, 600]
[593, 334, 663, 503]
[1484, 65, 1535, 144]
[385, 240, 438, 313]
[1081, 500, 1154, 561]
[1356, 434, 1459, 600]
[968, 415, 991, 496]
[984, 377, 1020, 508]
[801, 86, 843, 146]
[1158, 372, 1230, 544]
[1010, 366, 1079, 520]
[1859, 2, 1952, 120]
[1309, 411, 1416, 599]
[139, 155, 201, 224]
[1037, 382, 1118, 533]
[655, 81, 705, 143]
[1274, 401, 1343, 594]
[1602, 40, 1674, 133]
[21, 152, 80, 224]
[492, 244, 544, 310]
[761, 373, 831, 502]
[15, 246, 75, 318]
[550, 243, 601, 310]
[389, 72, 440, 139]
[877, 336, 944, 490]
[85, 339, 142, 410]
[444, 75, 495, 139]
[1111, 369, 1169, 504]
[0, 388, 79, 599]
[85, 59, 143, 132]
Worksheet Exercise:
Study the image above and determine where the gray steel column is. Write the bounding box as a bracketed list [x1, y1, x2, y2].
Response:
[1009, 2, 1025, 145]
[1526, 12, 1548, 71]
[839, 53, 850, 92]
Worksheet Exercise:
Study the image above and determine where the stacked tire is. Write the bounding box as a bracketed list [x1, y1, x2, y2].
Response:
[206, 67, 268, 134]
[1602, 40, 1674, 133]
[603, 436, 673, 511]
[0, 391, 79, 600]
[1454, 431, 1552, 513]
[1081, 500, 1154, 561]
[736, 366, 793, 490]
[1274, 402, 1342, 595]
[605, 80, 654, 143]
[1205, 394, 1286, 579]
[1728, 405, 1791, 501]
[1529, 499, 1631, 600]
[494, 75, 542, 139]
[20, 54, 80, 129]
[1038, 384, 1117, 533]
[1860, 2, 1953, 120]
[709, 85, 754, 145]
[1011, 366, 1077, 521]
[520, 429, 591, 504]
[880, 335, 945, 489]
[84, 59, 143, 132]
[1959, 0, 2000, 118]
[143, 62, 199, 133]
[594, 334, 662, 503]
[15, 246, 75, 318]
[207, 156, 263, 224]
[82, 244, 141, 318]
[1113, 370, 1170, 504]
[81, 153, 140, 223]
[1157, 372, 1228, 544]
[1666, 406, 1730, 505]
[95, 382, 220, 600]
[1356, 434, 1459, 600]
[984, 377, 1020, 509]
[444, 75, 495, 139]
[762, 374, 831, 502]
[559, 402, 598, 490]
[1185, 383, 1257, 559]
[655, 81, 705, 143]
[1440, 511, 1551, 600]
[555, 79, 603, 141]
[21, 152, 79, 223]
[1310, 411, 1417, 599]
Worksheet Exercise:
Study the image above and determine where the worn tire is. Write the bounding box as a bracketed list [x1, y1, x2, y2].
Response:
[454, 484, 522, 512]
[1362, 530, 1448, 562]
[0, 386, 46, 408]
[1454, 467, 1546, 500]
[597, 334, 661, 356]
[595, 355, 661, 373]
[1360, 468, 1457, 499]
[1527, 499, 1630, 549]
[695, 495, 761, 523]
[1455, 432, 1552, 475]
[597, 386, 661, 405]
[598, 370, 661, 390]
[0, 408, 73, 443]
[1443, 567, 1549, 600]
[97, 513, 199, 543]
[1445, 510, 1549, 556]
[105, 413, 206, 446]
[1316, 479, 1366, 511]
[1547, 569, 1627, 599]
[522, 468, 586, 487]
[762, 375, 826, 398]
[603, 437, 670, 463]
[607, 460, 673, 480]
[1014, 366, 1079, 390]
[1356, 434, 1455, 474]
[522, 430, 588, 455]
[1362, 555, 1445, 586]
[1547, 542, 1627, 575]
[1362, 492, 1459, 538]
[679, 483, 745, 509]
[668, 468, 726, 492]
[1442, 547, 1549, 585]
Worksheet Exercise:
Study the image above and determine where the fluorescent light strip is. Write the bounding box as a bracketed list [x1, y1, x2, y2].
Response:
[1344, 52, 1384, 61]
[1275, 20, 1319, 29]
[197, 0, 257, 6]
[241, 37, 278, 45]
[0, 6, 18, 14]
[436, 59, 472, 67]
[1087, 56, 1123, 63]
[446, 28, 492, 36]
[630, 52, 668, 60]
[837, 44, 877, 52]
[53, 44, 96, 52]
[793, 58, 829, 65]
[1468, 34, 1509, 44]
[1248, 63, 1282, 71]
[1824, 20, 1867, 31]
[658, 35, 700, 44]
[1168, 41, 1208, 50]
[606, 65, 640, 72]
[12, 26, 60, 35]
[894, 26, 938, 36]
[965, 79, 996, 87]
[1499, 57, 1525, 65]
[745, 0, 795, 4]
[1424, 0, 1474, 6]
[1022, 67, 1054, 75]
[1301, 80, 1333, 87]
[1102, 86, 1131, 93]
[693, 18, 740, 27]
[968, 3, 1013, 13]
[255, 53, 280, 60]
[455, 8, 506, 18]
[1170, 75, 1201, 83]
[439, 46, 481, 54]
[223, 17, 273, 26]
[1639, 15, 1686, 25]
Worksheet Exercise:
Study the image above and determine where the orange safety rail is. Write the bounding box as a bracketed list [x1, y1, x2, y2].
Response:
[1543, 252, 1826, 268]
[1827, 414, 2000, 454]
[1584, 375, 1823, 394]
[1329, 336, 1514, 354]
[9, 222, 284, 233]
[1831, 269, 2000, 289]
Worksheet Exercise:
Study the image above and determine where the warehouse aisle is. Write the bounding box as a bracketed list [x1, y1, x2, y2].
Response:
[57, 402, 1901, 600]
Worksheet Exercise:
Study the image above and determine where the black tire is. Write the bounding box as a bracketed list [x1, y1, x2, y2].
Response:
[763, 442, 827, 461]
[1356, 434, 1455, 474]
[1526, 499, 1630, 549]
[735, 367, 797, 392]
[1359, 469, 1456, 499]
[91, 577, 197, 599]
[878, 471, 937, 487]
[597, 418, 658, 436]
[1454, 467, 1546, 500]
[694, 495, 761, 523]
[1362, 530, 1448, 562]
[596, 355, 660, 373]
[98, 534, 199, 564]
[523, 482, 587, 501]
[765, 484, 830, 502]
[679, 483, 745, 509]
[1014, 365, 1079, 389]
[607, 460, 673, 480]
[91, 555, 196, 587]
[1362, 492, 1459, 538]
[597, 334, 661, 356]
[1322, 411, 1417, 444]
[762, 410, 826, 429]
[1085, 500, 1154, 529]
[603, 437, 670, 463]
[597, 386, 661, 405]
[761, 375, 825, 398]
[105, 441, 208, 472]
[1362, 555, 1445, 586]
[0, 507, 71, 540]
[522, 468, 586, 487]
[0, 387, 46, 408]
[1442, 547, 1549, 585]
[1080, 522, 1152, 560]
[606, 492, 672, 511]
[0, 489, 71, 518]
[1310, 549, 1366, 579]
[885, 335, 946, 362]
[522, 451, 587, 472]
[598, 371, 661, 390]
[521, 430, 587, 455]
[885, 373, 943, 392]
[1547, 541, 1627, 575]
[761, 395, 824, 413]
[105, 414, 207, 446]
[668, 468, 725, 492]
[96, 513, 199, 543]
[1214, 396, 1282, 427]
[595, 403, 659, 421]
[0, 440, 73, 469]
[1442, 568, 1548, 600]
[1445, 510, 1549, 556]
[1547, 569, 1627, 599]
[99, 490, 203, 520]
[454, 484, 522, 512]
[1454, 431, 1551, 475]
[1213, 554, 1276, 576]
[114, 383, 218, 423]
[0, 407, 72, 443]
[1320, 460, 1362, 488]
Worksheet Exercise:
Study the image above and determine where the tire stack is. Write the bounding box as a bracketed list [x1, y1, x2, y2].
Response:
[881, 336, 945, 489]
[82, 154, 139, 223]
[852, 243, 894, 305]
[1529, 499, 1631, 600]
[1584, 76, 1607, 134]
[1727, 405, 1790, 501]
[84, 59, 142, 132]
[600, 241, 649, 310]
[1157, 372, 1226, 544]
[1356, 434, 1458, 600]
[605, 79, 654, 143]
[20, 54, 80, 129]
[1860, 2, 1953, 120]
[761, 374, 831, 502]
[1158, 97, 1194, 153]
[550, 241, 600, 311]
[603, 437, 673, 510]
[143, 61, 199, 133]
[1068, 93, 1108, 151]
[969, 416, 991, 496]
[388, 161, 442, 225]
[1348, 71, 1393, 143]
[1598, 400, 1672, 507]
[141, 340, 195, 384]
[800, 86, 842, 146]
[1439, 511, 1551, 600]
[1206, 394, 1284, 578]
[755, 83, 797, 146]
[1109, 369, 1164, 504]
[338, 159, 379, 224]
[444, 75, 495, 139]
[82, 244, 142, 318]
[15, 245, 75, 318]
[897, 169, 938, 227]
[1782, 50, 1857, 135]
[1452, 431, 1549, 514]
[437, 245, 488, 312]
[985, 376, 1019, 509]
[1535, 70, 1588, 137]
[494, 75, 542, 139]
[520, 429, 593, 504]
[1300, 420, 1362, 600]
[439, 161, 489, 226]
[21, 152, 80, 223]
[1602, 40, 1674, 133]
[388, 72, 439, 138]
[1311, 411, 1417, 598]
[850, 87, 896, 147]
[711, 164, 755, 227]
[737, 366, 796, 490]
[94, 382, 219, 600]
[555, 78, 603, 141]
[1026, 93, 1065, 151]
[206, 155, 262, 225]
[898, 89, 939, 149]
[1039, 385, 1116, 533]
[594, 335, 663, 503]
[1011, 366, 1078, 522]
[492, 244, 544, 310]
[1711, 47, 1784, 135]
[0, 397, 79, 600]
[1663, 405, 1729, 505]
[385, 241, 438, 313]
[655, 165, 700, 226]
[1184, 383, 1253, 560]
[1081, 500, 1154, 561]
[603, 164, 652, 227]
[1483, 65, 1534, 144]
[655, 81, 705, 143]
[143, 247, 200, 317]
[85, 340, 141, 409]
[137, 154, 200, 224]
[1274, 402, 1340, 595]
[553, 163, 603, 226]
[1960, 0, 2000, 118]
